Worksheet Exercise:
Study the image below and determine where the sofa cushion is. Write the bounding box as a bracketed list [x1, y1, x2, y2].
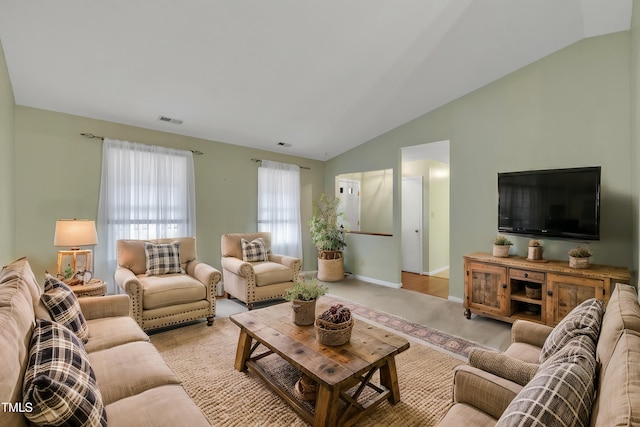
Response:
[241, 237, 268, 262]
[591, 329, 640, 427]
[83, 316, 149, 353]
[23, 319, 107, 427]
[221, 232, 272, 259]
[469, 348, 539, 386]
[497, 337, 596, 427]
[539, 298, 604, 363]
[253, 262, 293, 286]
[42, 275, 89, 343]
[140, 274, 206, 310]
[105, 385, 210, 427]
[597, 283, 640, 375]
[88, 341, 181, 405]
[145, 241, 185, 276]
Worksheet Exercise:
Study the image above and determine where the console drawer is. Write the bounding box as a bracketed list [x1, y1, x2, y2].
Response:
[510, 268, 545, 283]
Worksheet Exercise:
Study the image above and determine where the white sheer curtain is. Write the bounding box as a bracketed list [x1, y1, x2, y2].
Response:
[94, 138, 196, 294]
[258, 160, 302, 260]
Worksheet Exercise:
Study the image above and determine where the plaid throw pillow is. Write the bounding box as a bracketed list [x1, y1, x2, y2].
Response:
[241, 238, 268, 262]
[23, 319, 107, 427]
[42, 275, 89, 343]
[539, 298, 604, 363]
[497, 337, 596, 427]
[144, 241, 184, 276]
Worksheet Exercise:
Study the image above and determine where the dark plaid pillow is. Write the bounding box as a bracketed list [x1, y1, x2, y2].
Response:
[241, 238, 268, 262]
[23, 319, 107, 427]
[539, 298, 604, 363]
[497, 336, 596, 427]
[42, 275, 89, 343]
[144, 241, 184, 276]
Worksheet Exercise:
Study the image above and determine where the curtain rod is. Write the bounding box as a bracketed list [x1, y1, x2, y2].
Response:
[251, 158, 311, 170]
[80, 133, 204, 155]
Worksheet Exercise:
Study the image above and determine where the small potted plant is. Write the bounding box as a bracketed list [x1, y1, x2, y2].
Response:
[492, 236, 513, 258]
[283, 278, 328, 326]
[568, 246, 593, 269]
[527, 239, 543, 261]
[315, 303, 353, 346]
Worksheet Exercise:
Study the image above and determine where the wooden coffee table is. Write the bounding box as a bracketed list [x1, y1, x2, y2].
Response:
[230, 298, 410, 427]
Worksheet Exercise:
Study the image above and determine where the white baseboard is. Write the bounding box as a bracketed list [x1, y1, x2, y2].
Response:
[424, 266, 450, 276]
[448, 295, 463, 304]
[353, 274, 402, 289]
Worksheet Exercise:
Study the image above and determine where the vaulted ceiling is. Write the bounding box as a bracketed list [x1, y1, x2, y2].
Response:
[0, 1, 632, 160]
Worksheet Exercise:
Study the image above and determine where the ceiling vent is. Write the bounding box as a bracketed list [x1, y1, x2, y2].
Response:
[158, 115, 183, 125]
[277, 142, 292, 148]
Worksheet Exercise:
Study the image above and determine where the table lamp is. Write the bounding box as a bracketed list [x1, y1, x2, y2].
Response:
[54, 219, 98, 283]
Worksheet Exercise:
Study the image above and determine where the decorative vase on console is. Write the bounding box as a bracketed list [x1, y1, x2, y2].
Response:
[568, 246, 593, 269]
[527, 239, 543, 261]
[492, 236, 513, 258]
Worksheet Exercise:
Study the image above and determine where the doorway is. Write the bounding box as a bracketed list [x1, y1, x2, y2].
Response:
[400, 141, 450, 298]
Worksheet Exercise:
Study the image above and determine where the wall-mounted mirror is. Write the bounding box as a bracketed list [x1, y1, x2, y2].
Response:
[335, 169, 393, 236]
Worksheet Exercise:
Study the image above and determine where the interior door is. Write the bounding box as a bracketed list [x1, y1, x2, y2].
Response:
[402, 176, 423, 274]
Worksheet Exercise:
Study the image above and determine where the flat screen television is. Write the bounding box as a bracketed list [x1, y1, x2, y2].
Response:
[498, 166, 601, 240]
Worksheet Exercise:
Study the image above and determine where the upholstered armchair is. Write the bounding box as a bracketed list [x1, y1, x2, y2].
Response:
[114, 237, 221, 331]
[221, 232, 301, 310]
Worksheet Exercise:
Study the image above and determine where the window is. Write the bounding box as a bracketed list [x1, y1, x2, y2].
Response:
[257, 160, 302, 260]
[94, 139, 196, 292]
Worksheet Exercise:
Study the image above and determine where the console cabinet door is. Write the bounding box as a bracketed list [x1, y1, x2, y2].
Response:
[465, 262, 507, 316]
[546, 273, 605, 326]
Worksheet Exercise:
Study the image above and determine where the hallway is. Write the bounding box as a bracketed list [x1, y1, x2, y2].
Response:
[401, 271, 449, 299]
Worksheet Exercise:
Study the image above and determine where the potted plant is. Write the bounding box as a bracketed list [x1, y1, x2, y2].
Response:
[283, 278, 328, 326]
[527, 239, 543, 261]
[568, 246, 593, 269]
[492, 236, 513, 258]
[309, 193, 347, 281]
[315, 303, 353, 346]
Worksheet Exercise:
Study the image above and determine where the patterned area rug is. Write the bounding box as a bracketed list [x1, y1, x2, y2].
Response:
[327, 296, 488, 358]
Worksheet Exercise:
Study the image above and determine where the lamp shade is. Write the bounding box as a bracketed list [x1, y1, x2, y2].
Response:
[54, 219, 98, 248]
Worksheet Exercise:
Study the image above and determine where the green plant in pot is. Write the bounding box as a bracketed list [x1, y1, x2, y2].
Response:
[568, 246, 593, 269]
[309, 193, 347, 281]
[283, 278, 328, 326]
[492, 236, 513, 258]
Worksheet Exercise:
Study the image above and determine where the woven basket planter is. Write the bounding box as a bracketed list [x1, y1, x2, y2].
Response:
[492, 245, 510, 258]
[291, 298, 317, 326]
[317, 251, 344, 282]
[315, 317, 353, 346]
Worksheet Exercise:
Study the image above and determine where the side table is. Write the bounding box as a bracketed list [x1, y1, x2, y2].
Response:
[70, 279, 107, 298]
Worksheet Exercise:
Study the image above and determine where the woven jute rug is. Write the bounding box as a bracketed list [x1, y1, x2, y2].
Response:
[150, 307, 465, 426]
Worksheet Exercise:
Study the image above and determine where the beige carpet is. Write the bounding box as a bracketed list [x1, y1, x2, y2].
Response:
[150, 316, 462, 426]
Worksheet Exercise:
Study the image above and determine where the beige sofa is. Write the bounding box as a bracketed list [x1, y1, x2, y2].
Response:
[437, 283, 640, 426]
[115, 237, 221, 331]
[0, 257, 209, 426]
[221, 232, 301, 309]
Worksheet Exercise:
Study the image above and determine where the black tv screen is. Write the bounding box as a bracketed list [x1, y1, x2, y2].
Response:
[498, 167, 601, 240]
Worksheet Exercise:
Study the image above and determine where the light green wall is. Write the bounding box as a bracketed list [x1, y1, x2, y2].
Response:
[327, 32, 633, 298]
[0, 40, 14, 265]
[360, 169, 393, 233]
[427, 160, 449, 273]
[13, 107, 325, 282]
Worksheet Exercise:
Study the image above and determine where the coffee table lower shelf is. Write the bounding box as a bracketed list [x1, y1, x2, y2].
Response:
[244, 350, 395, 427]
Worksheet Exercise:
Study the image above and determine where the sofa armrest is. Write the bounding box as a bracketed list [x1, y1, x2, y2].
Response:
[221, 257, 254, 278]
[114, 266, 143, 327]
[511, 319, 553, 348]
[187, 260, 221, 300]
[79, 294, 131, 320]
[469, 348, 539, 386]
[452, 365, 523, 420]
[269, 254, 301, 273]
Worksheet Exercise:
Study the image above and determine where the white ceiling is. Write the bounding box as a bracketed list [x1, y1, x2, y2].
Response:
[0, 1, 632, 160]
